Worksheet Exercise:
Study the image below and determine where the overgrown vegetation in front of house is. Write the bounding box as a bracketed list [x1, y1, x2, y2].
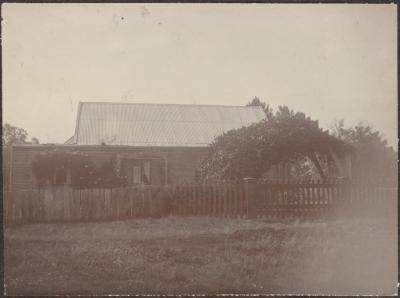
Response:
[200, 101, 351, 181]
[200, 98, 397, 183]
[31, 150, 127, 189]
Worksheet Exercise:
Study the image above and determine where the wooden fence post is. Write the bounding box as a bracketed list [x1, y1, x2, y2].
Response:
[244, 177, 257, 219]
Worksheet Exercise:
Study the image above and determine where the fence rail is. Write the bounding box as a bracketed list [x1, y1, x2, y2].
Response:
[3, 179, 397, 224]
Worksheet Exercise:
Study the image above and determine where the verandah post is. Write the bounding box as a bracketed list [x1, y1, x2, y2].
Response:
[243, 177, 257, 219]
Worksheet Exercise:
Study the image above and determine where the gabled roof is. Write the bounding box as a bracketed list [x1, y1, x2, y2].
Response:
[71, 102, 265, 147]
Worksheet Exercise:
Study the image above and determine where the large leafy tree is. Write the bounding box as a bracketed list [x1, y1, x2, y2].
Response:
[200, 105, 350, 181]
[330, 119, 397, 182]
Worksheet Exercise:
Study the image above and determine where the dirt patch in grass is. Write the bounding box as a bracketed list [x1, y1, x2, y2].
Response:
[4, 216, 397, 295]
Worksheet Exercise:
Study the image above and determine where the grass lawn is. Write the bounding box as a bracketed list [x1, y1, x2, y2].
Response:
[4, 215, 397, 295]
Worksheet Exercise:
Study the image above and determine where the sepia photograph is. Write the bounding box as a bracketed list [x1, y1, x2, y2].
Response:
[2, 3, 398, 296]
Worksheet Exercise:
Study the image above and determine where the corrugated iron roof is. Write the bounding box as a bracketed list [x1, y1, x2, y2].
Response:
[72, 102, 265, 147]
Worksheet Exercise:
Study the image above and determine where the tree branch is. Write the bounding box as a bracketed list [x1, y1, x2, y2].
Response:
[308, 151, 326, 181]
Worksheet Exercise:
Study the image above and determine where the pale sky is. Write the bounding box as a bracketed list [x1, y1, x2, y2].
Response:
[2, 3, 397, 147]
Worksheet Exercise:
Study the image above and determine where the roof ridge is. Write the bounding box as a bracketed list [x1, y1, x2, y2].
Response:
[80, 101, 262, 109]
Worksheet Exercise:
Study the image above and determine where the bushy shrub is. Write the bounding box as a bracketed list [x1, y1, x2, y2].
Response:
[31, 149, 127, 189]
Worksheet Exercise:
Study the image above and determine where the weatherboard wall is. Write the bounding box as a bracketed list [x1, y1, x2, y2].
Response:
[9, 145, 208, 192]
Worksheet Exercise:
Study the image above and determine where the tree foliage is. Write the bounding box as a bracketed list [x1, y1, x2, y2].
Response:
[200, 105, 350, 181]
[330, 119, 397, 182]
[2, 123, 39, 146]
[246, 96, 273, 119]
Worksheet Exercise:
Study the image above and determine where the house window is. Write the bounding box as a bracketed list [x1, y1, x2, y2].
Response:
[132, 165, 141, 184]
[131, 160, 151, 185]
[142, 161, 151, 184]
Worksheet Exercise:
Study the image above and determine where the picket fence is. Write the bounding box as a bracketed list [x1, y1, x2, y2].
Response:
[253, 179, 397, 219]
[3, 179, 397, 224]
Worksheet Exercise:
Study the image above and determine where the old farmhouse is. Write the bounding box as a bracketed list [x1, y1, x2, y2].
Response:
[8, 102, 265, 191]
